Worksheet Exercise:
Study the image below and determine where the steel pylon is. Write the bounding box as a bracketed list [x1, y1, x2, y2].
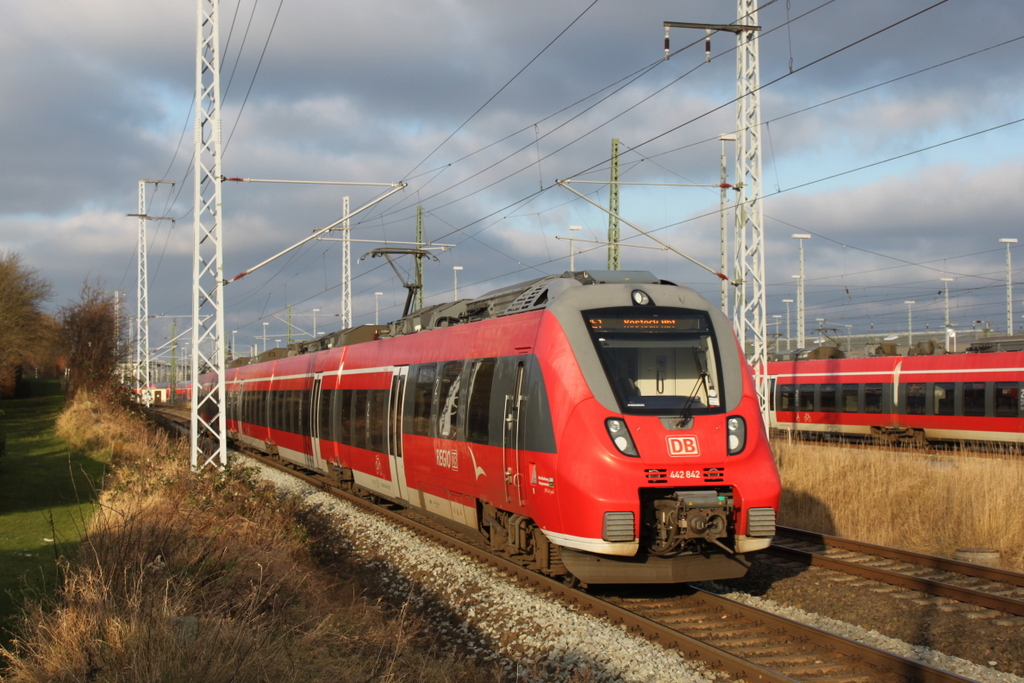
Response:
[191, 0, 227, 470]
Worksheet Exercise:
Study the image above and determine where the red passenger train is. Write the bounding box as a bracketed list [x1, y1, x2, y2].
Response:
[768, 352, 1024, 445]
[200, 271, 781, 584]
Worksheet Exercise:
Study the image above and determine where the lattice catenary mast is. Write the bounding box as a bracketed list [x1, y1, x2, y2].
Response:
[732, 0, 767, 419]
[191, 0, 228, 470]
[131, 180, 173, 408]
[664, 0, 766, 419]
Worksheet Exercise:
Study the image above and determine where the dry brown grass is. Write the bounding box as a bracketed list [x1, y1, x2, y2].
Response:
[773, 438, 1024, 572]
[1, 395, 499, 682]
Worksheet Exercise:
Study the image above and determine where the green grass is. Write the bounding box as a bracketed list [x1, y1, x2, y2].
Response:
[0, 384, 109, 651]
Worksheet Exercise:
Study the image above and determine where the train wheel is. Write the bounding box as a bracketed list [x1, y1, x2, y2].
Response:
[562, 572, 582, 589]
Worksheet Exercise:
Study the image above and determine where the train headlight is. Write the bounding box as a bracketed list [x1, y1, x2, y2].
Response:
[631, 289, 652, 306]
[605, 418, 639, 457]
[727, 415, 746, 455]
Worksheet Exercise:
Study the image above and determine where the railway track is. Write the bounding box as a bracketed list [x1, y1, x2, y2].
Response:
[771, 526, 1024, 620]
[241, 447, 981, 683]
[145, 407, 1003, 681]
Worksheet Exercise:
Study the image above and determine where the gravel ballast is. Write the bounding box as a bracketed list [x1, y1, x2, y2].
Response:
[250, 458, 1022, 683]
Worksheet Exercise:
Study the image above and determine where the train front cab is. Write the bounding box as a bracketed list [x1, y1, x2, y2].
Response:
[539, 280, 781, 584]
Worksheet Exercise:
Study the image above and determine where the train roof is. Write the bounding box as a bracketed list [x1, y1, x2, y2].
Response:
[290, 270, 671, 355]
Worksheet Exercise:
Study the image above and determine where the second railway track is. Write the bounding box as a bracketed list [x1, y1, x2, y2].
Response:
[770, 526, 1024, 620]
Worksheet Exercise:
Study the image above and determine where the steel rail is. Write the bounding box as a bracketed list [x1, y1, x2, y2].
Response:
[773, 527, 1024, 617]
[144, 409, 987, 683]
[238, 448, 978, 683]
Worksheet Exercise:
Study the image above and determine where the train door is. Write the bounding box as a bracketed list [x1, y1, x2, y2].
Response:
[387, 367, 410, 501]
[502, 361, 526, 506]
[308, 373, 324, 470]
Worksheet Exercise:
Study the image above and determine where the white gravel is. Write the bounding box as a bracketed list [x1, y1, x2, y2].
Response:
[246, 457, 1022, 683]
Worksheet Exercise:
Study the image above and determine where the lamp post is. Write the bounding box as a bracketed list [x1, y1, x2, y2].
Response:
[843, 324, 852, 352]
[771, 315, 782, 350]
[312, 308, 319, 337]
[569, 225, 581, 271]
[374, 292, 383, 325]
[791, 275, 803, 348]
[231, 330, 237, 360]
[782, 299, 793, 351]
[1000, 238, 1017, 335]
[453, 266, 463, 299]
[905, 301, 916, 349]
[262, 322, 268, 353]
[792, 234, 810, 349]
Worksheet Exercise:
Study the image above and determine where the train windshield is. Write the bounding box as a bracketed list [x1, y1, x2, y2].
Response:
[584, 307, 722, 415]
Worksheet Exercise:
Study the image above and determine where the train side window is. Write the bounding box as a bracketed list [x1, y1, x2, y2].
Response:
[778, 384, 795, 411]
[994, 382, 1018, 418]
[351, 389, 368, 449]
[797, 385, 815, 411]
[339, 390, 352, 444]
[367, 389, 388, 452]
[905, 383, 926, 415]
[819, 384, 836, 413]
[294, 389, 304, 433]
[411, 365, 436, 437]
[318, 388, 333, 439]
[933, 382, 954, 416]
[466, 358, 497, 445]
[284, 391, 294, 433]
[962, 382, 986, 417]
[840, 384, 859, 412]
[437, 361, 463, 440]
[864, 383, 883, 414]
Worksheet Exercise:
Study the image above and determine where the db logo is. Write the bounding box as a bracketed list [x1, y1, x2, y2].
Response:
[667, 435, 700, 457]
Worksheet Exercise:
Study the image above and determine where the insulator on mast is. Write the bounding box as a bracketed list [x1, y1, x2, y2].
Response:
[664, 26, 670, 59]
[705, 28, 711, 62]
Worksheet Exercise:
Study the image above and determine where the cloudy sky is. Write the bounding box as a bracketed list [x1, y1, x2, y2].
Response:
[4, 0, 1024, 359]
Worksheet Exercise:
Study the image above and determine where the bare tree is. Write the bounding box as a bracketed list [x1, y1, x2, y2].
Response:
[59, 281, 125, 399]
[0, 251, 54, 398]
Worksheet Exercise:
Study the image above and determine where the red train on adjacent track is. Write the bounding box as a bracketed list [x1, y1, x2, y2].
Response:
[200, 271, 780, 584]
[768, 352, 1024, 445]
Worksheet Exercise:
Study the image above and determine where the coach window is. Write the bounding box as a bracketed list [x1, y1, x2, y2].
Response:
[797, 385, 815, 412]
[367, 390, 388, 452]
[962, 382, 986, 417]
[840, 384, 859, 412]
[351, 389, 368, 449]
[338, 390, 352, 444]
[994, 382, 1019, 418]
[319, 389, 333, 440]
[437, 361, 463, 440]
[819, 384, 837, 413]
[905, 383, 926, 415]
[411, 365, 436, 437]
[466, 358, 497, 445]
[933, 382, 954, 416]
[864, 383, 883, 414]
[778, 384, 795, 411]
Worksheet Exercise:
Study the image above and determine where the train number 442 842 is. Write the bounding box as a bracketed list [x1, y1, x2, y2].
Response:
[669, 470, 703, 480]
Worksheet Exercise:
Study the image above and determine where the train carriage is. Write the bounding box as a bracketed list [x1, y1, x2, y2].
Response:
[769, 353, 1024, 444]
[202, 271, 782, 584]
